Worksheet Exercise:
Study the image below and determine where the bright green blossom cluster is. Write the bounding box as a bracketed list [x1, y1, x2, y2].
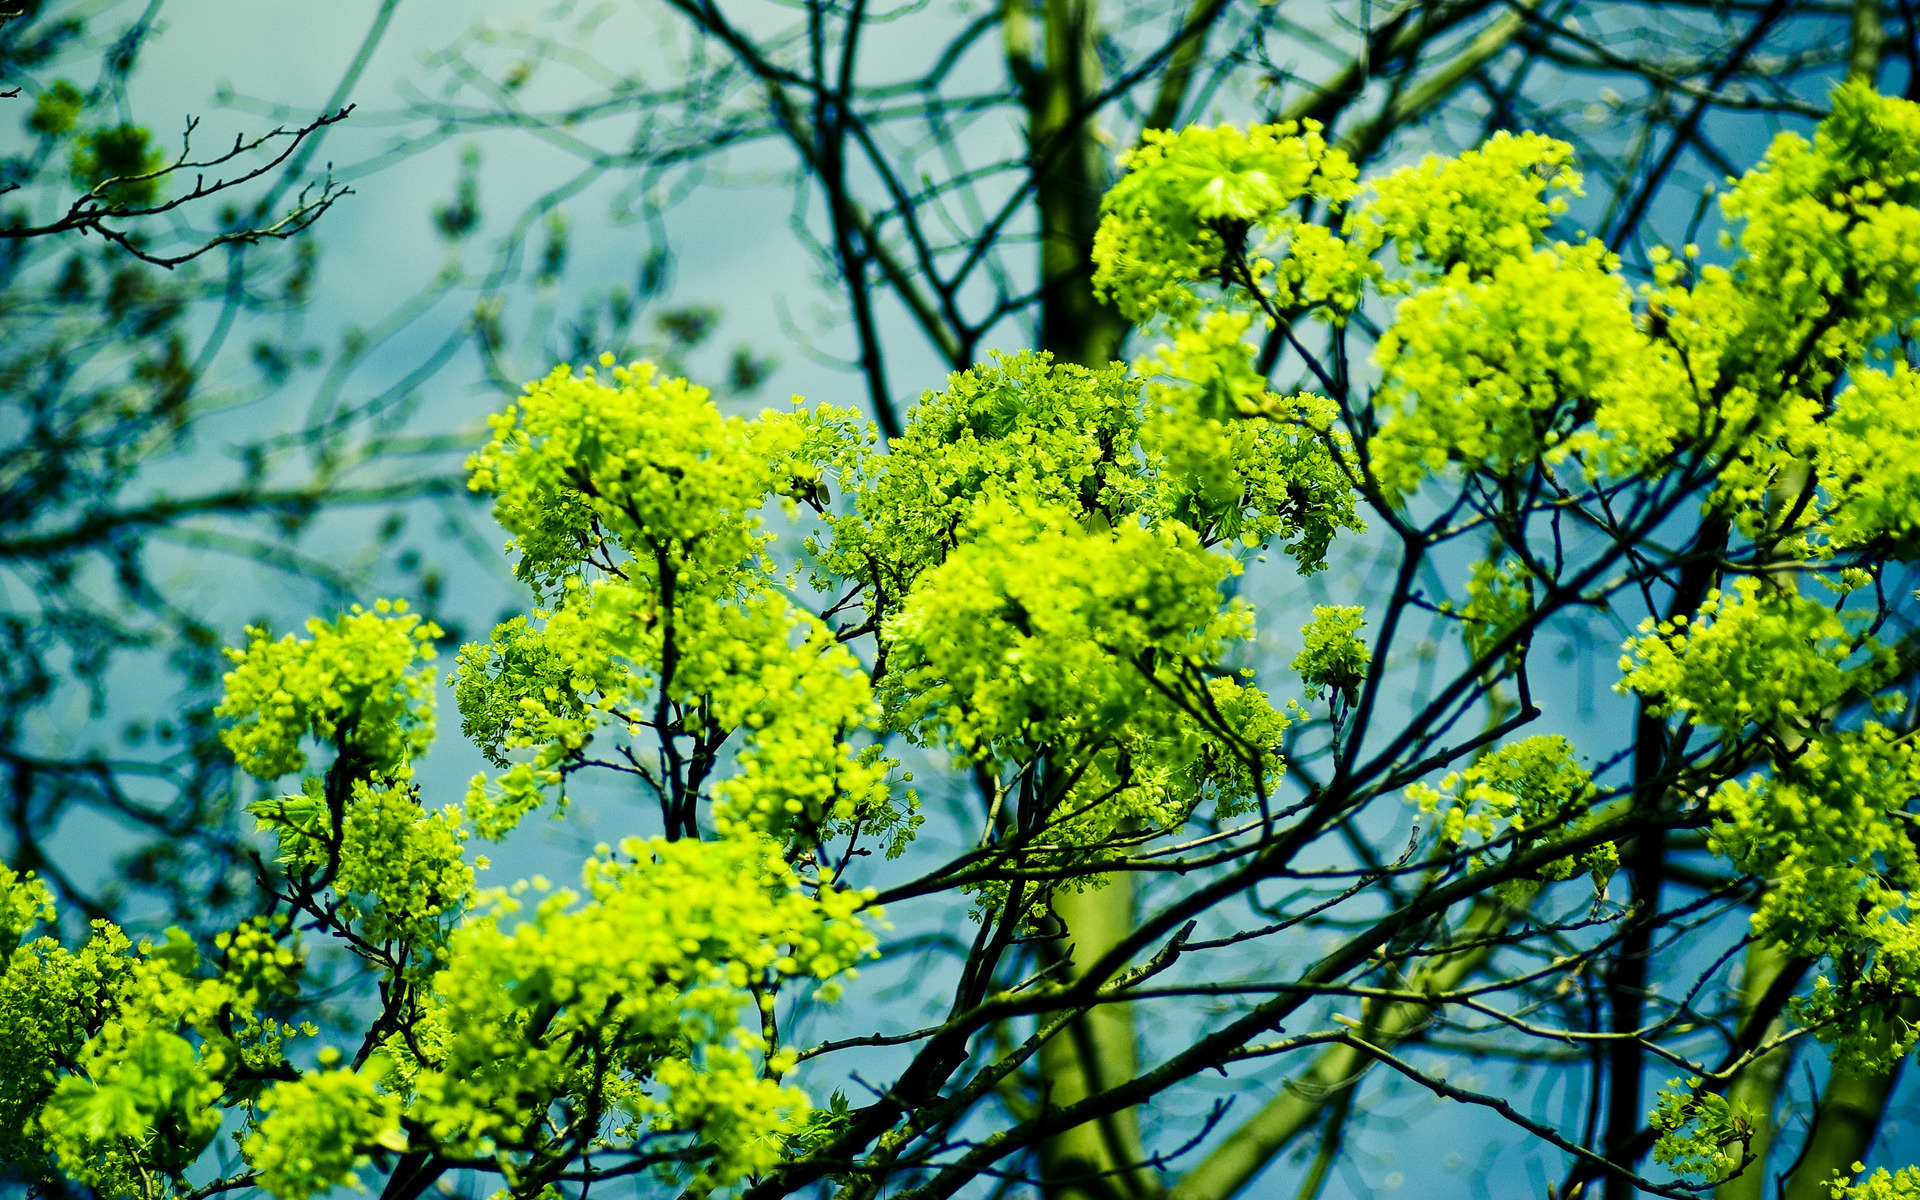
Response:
[243, 1067, 407, 1200]
[1648, 1078, 1758, 1185]
[1291, 606, 1370, 704]
[1406, 736, 1616, 893]
[1617, 577, 1893, 738]
[1093, 120, 1365, 325]
[1, 867, 132, 1188]
[217, 599, 441, 780]
[1456, 555, 1536, 669]
[1710, 722, 1920, 1067]
[884, 498, 1247, 763]
[0, 862, 54, 956]
[372, 834, 873, 1191]
[331, 780, 475, 953]
[1371, 239, 1697, 497]
[1131, 313, 1362, 567]
[801, 348, 1322, 909]
[812, 352, 1145, 598]
[461, 357, 893, 848]
[816, 349, 1359, 598]
[467, 356, 810, 600]
[1, 899, 313, 1198]
[1361, 131, 1581, 278]
[1831, 1167, 1920, 1200]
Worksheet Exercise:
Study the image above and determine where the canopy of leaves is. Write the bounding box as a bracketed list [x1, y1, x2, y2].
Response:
[4, 62, 1920, 1200]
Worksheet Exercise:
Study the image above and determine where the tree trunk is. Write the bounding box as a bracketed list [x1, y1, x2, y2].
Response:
[1031, 0, 1129, 372]
[1026, 0, 1140, 1193]
[1714, 940, 1796, 1200]
[1038, 878, 1155, 1200]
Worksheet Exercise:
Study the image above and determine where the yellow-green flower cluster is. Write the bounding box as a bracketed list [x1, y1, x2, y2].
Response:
[217, 599, 440, 780]
[0, 864, 53, 957]
[817, 352, 1147, 600]
[1, 878, 135, 1188]
[1830, 1167, 1920, 1200]
[883, 497, 1247, 764]
[1648, 1077, 1756, 1185]
[1131, 313, 1363, 571]
[823, 349, 1357, 610]
[454, 587, 643, 839]
[1360, 86, 1920, 508]
[467, 355, 808, 599]
[1813, 364, 1920, 553]
[1093, 120, 1367, 324]
[7, 904, 314, 1198]
[1710, 722, 1920, 1070]
[454, 612, 632, 769]
[331, 780, 475, 956]
[1720, 82, 1920, 365]
[1406, 736, 1615, 892]
[682, 594, 888, 839]
[1617, 577, 1892, 738]
[1360, 131, 1581, 278]
[243, 1067, 407, 1200]
[458, 358, 898, 848]
[1408, 736, 1592, 841]
[1370, 240, 1694, 498]
[384, 835, 874, 1188]
[1134, 310, 1281, 423]
[1456, 555, 1536, 668]
[1292, 605, 1370, 703]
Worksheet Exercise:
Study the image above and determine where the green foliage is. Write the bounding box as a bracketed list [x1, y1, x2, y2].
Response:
[217, 600, 441, 781]
[812, 351, 1147, 600]
[367, 834, 873, 1194]
[454, 614, 595, 769]
[1361, 131, 1581, 278]
[331, 779, 474, 955]
[1649, 1077, 1757, 1185]
[1093, 120, 1365, 325]
[16, 72, 1920, 1200]
[28, 78, 82, 136]
[1830, 1167, 1920, 1200]
[0, 894, 134, 1187]
[1456, 555, 1536, 668]
[1133, 315, 1362, 569]
[0, 864, 54, 957]
[244, 1067, 407, 1200]
[1368, 236, 1698, 498]
[1711, 722, 1920, 1068]
[883, 498, 1245, 763]
[4, 911, 312, 1198]
[467, 355, 808, 601]
[1291, 605, 1370, 703]
[41, 1028, 225, 1188]
[1406, 736, 1615, 894]
[71, 123, 164, 207]
[1617, 576, 1892, 738]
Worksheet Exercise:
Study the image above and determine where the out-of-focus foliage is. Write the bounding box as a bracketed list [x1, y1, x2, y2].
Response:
[0, 0, 455, 941]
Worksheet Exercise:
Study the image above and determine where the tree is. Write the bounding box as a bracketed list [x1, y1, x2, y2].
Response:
[4, 70, 1920, 1200]
[379, 3, 1920, 1198]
